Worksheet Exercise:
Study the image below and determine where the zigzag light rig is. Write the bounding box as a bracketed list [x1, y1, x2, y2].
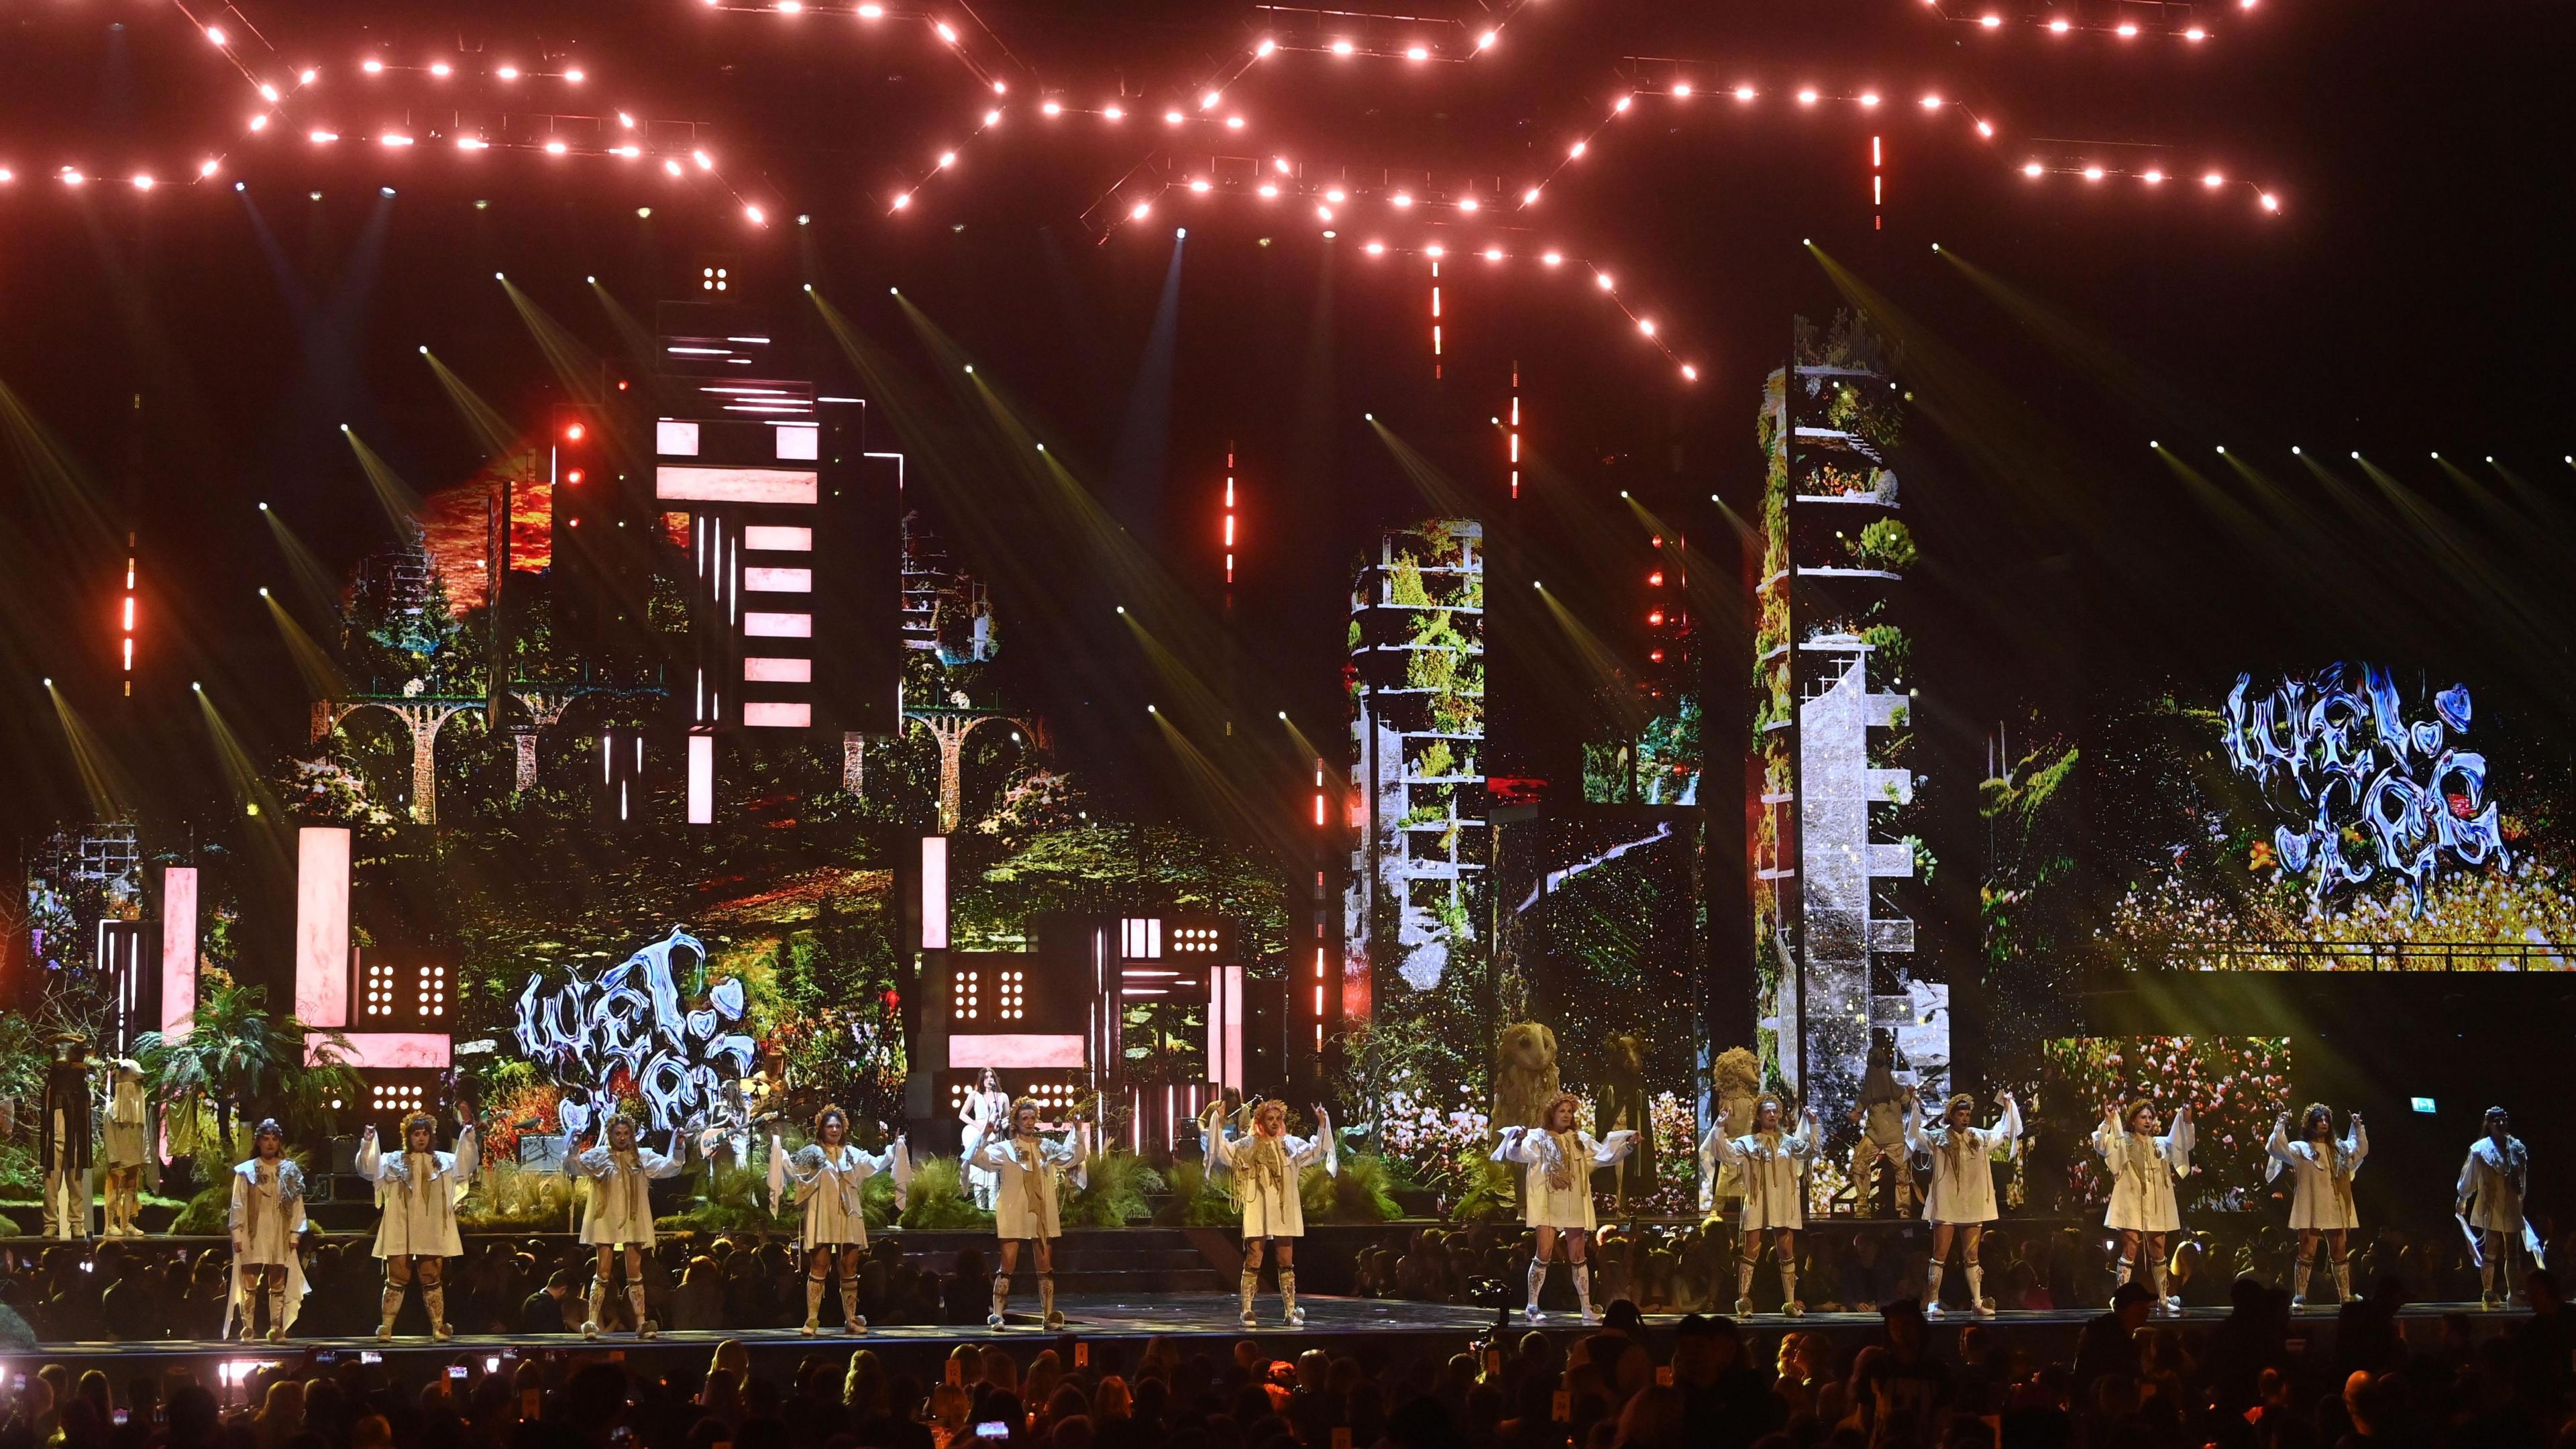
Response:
[1521, 75, 2003, 210]
[1081, 163, 1703, 386]
[2019, 156, 2281, 211]
[1917, 0, 2231, 42]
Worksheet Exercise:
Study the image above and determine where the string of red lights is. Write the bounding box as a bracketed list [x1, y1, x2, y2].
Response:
[1915, 0, 2241, 42]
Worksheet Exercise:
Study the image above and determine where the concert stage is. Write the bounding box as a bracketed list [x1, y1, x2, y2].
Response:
[4, 1295, 2532, 1388]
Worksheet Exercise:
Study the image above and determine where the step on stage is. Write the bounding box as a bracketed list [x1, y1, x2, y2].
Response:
[5, 1297, 2530, 1383]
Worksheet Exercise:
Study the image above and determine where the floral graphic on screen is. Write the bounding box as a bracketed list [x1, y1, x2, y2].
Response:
[2222, 665, 2507, 917]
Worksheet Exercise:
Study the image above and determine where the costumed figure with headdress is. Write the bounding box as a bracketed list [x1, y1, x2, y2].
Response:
[1849, 1040, 1917, 1217]
[1906, 1087, 2021, 1318]
[2459, 1106, 2536, 1309]
[977, 1096, 1085, 1330]
[769, 1104, 908, 1336]
[1703, 1048, 1764, 1213]
[40, 1034, 97, 1240]
[226, 1118, 307, 1342]
[101, 1059, 154, 1237]
[1202, 1095, 1335, 1328]
[2267, 1102, 2366, 1309]
[959, 1067, 1012, 1211]
[1492, 1091, 1638, 1324]
[2094, 1097, 2194, 1316]
[1700, 1091, 1817, 1316]
[561, 1110, 690, 1337]
[357, 1112, 478, 1341]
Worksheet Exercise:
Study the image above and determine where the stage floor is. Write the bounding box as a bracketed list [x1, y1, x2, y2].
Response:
[3, 1293, 2530, 1368]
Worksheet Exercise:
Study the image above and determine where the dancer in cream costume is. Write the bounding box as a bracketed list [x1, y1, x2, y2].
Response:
[977, 1098, 1084, 1330]
[226, 1118, 308, 1342]
[2267, 1102, 2366, 1308]
[2093, 1099, 2194, 1316]
[1906, 1089, 2021, 1319]
[1701, 1093, 1817, 1317]
[771, 1105, 906, 1335]
[101, 1060, 152, 1238]
[563, 1112, 691, 1336]
[1203, 1097, 1335, 1328]
[1492, 1091, 1638, 1324]
[2458, 1106, 2536, 1309]
[358, 1113, 479, 1341]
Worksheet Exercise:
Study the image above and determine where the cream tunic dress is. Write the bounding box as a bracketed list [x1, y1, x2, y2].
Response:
[1701, 1113, 1817, 1232]
[2459, 1134, 2530, 1235]
[103, 1079, 150, 1170]
[566, 1136, 688, 1248]
[225, 1157, 310, 1332]
[1491, 1126, 1638, 1232]
[978, 1128, 1083, 1240]
[359, 1128, 478, 1260]
[774, 1139, 905, 1249]
[2093, 1108, 2194, 1234]
[2267, 1119, 2366, 1232]
[1908, 1099, 2021, 1226]
[1203, 1110, 1334, 1240]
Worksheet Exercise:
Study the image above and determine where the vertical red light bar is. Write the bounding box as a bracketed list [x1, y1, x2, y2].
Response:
[1872, 134, 1884, 229]
[1430, 260, 1442, 380]
[121, 532, 137, 696]
[1222, 449, 1236, 587]
[1508, 365, 1521, 500]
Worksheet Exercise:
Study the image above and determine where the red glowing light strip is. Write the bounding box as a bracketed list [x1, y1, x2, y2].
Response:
[1919, 1, 2223, 42]
[2019, 157, 2280, 211]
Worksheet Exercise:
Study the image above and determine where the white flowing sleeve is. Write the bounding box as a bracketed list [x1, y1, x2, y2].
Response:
[1783, 1112, 1818, 1165]
[2345, 1121, 2369, 1178]
[2263, 1118, 2292, 1183]
[451, 1127, 480, 1201]
[1902, 1100, 1927, 1156]
[892, 1136, 912, 1210]
[2092, 1112, 2123, 1168]
[1200, 1106, 1232, 1178]
[1593, 1130, 1639, 1167]
[227, 1168, 248, 1234]
[1991, 1099, 2023, 1161]
[645, 1136, 690, 1179]
[2458, 1148, 2480, 1210]
[1289, 1112, 1337, 1175]
[1489, 1126, 1532, 1167]
[562, 1132, 588, 1179]
[2165, 1106, 2195, 1179]
[356, 1128, 384, 1181]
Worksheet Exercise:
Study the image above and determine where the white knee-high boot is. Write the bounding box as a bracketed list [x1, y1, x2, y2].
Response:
[1525, 1257, 1548, 1320]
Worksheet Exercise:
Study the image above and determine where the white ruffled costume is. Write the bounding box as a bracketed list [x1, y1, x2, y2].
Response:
[976, 1124, 1085, 1328]
[358, 1126, 478, 1339]
[2092, 1106, 2193, 1311]
[1493, 1124, 1637, 1324]
[2459, 1132, 2538, 1304]
[225, 1157, 309, 1339]
[1908, 1097, 2021, 1318]
[1701, 1110, 1818, 1316]
[770, 1134, 908, 1334]
[564, 1131, 690, 1247]
[1202, 1105, 1335, 1327]
[2267, 1114, 2366, 1305]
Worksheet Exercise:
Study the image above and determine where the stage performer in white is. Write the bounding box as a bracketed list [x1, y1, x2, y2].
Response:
[226, 1118, 307, 1342]
[1907, 1088, 2021, 1318]
[1701, 1093, 1817, 1317]
[1492, 1091, 1638, 1324]
[563, 1111, 690, 1338]
[2458, 1106, 2536, 1309]
[1203, 1097, 1336, 1328]
[771, 1105, 906, 1336]
[101, 1059, 151, 1238]
[2093, 1099, 2194, 1316]
[978, 1097, 1084, 1330]
[2268, 1102, 2366, 1308]
[959, 1067, 1010, 1211]
[357, 1112, 479, 1342]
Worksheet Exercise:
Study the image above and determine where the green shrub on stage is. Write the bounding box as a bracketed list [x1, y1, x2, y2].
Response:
[897, 1155, 995, 1230]
[1300, 1152, 1401, 1223]
[1060, 1152, 1165, 1228]
[1156, 1160, 1240, 1227]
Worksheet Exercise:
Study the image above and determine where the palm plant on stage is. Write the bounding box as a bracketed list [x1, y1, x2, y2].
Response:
[1300, 1152, 1402, 1223]
[897, 1155, 995, 1230]
[460, 1161, 578, 1232]
[1156, 1160, 1241, 1227]
[136, 982, 362, 1160]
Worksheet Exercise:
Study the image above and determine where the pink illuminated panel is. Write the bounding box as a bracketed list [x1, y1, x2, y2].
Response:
[743, 525, 812, 551]
[948, 1034, 1086, 1069]
[743, 700, 813, 728]
[743, 566, 813, 592]
[922, 836, 949, 949]
[160, 867, 199, 1036]
[654, 465, 818, 504]
[311, 1032, 452, 1069]
[687, 734, 714, 824]
[294, 827, 351, 1028]
[743, 611, 812, 638]
[743, 657, 812, 682]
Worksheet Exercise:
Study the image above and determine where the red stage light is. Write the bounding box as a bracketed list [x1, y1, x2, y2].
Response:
[566, 423, 586, 441]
